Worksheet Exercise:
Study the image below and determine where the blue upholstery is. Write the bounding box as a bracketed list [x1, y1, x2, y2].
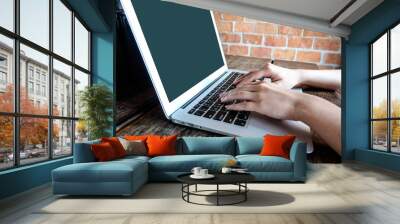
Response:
[178, 137, 235, 155]
[52, 158, 148, 195]
[149, 154, 235, 180]
[73, 140, 100, 163]
[236, 155, 293, 172]
[52, 137, 307, 196]
[236, 137, 263, 155]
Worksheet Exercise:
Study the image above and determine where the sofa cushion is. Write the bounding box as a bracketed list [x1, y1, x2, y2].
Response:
[73, 139, 100, 163]
[53, 158, 147, 183]
[179, 137, 235, 155]
[91, 142, 118, 161]
[236, 137, 263, 155]
[147, 135, 177, 157]
[236, 155, 293, 172]
[149, 154, 235, 172]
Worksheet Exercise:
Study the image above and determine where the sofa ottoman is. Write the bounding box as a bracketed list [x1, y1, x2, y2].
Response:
[52, 157, 148, 196]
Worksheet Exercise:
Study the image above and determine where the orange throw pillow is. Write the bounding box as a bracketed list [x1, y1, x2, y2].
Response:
[124, 135, 148, 141]
[259, 134, 296, 159]
[91, 142, 118, 162]
[146, 135, 177, 157]
[101, 137, 126, 158]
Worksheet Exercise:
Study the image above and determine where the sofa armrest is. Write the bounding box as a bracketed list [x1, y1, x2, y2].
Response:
[73, 140, 100, 163]
[289, 141, 307, 181]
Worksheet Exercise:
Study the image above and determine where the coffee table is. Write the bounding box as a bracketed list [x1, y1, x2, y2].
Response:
[177, 173, 255, 206]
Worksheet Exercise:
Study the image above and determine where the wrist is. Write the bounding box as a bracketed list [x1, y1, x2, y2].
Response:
[291, 92, 312, 122]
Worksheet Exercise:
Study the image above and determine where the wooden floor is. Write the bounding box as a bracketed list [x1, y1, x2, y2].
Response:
[1, 162, 400, 224]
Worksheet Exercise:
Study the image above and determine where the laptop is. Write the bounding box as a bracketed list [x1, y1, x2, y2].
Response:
[120, 0, 313, 152]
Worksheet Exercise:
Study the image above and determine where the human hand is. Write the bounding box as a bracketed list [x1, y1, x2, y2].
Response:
[233, 63, 302, 89]
[219, 82, 300, 120]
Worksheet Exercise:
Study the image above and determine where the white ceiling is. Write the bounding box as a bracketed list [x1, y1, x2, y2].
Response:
[164, 0, 384, 38]
[226, 0, 352, 22]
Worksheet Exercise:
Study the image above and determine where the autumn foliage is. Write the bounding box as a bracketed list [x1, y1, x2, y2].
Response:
[0, 85, 59, 151]
[372, 99, 400, 142]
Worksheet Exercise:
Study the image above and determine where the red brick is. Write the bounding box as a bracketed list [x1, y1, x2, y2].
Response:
[297, 51, 321, 63]
[234, 22, 255, 32]
[255, 23, 276, 34]
[324, 53, 341, 65]
[303, 30, 328, 37]
[228, 45, 249, 56]
[243, 34, 262, 45]
[216, 21, 233, 32]
[264, 35, 287, 47]
[314, 38, 341, 51]
[221, 13, 243, 21]
[273, 49, 296, 60]
[221, 33, 241, 43]
[213, 12, 222, 22]
[288, 37, 313, 48]
[222, 44, 229, 55]
[278, 25, 303, 35]
[250, 47, 272, 58]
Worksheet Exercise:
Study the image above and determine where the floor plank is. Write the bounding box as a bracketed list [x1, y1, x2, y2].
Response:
[1, 162, 400, 224]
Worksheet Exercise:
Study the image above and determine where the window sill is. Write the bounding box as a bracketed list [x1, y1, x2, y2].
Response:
[0, 156, 72, 176]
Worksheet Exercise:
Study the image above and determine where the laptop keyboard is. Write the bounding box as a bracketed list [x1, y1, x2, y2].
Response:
[187, 72, 250, 127]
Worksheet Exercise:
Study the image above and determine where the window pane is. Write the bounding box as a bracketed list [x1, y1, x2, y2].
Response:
[20, 44, 49, 115]
[0, 0, 14, 31]
[372, 76, 387, 119]
[53, 0, 72, 60]
[372, 33, 387, 76]
[53, 119, 72, 158]
[372, 121, 388, 151]
[391, 72, 400, 118]
[20, 0, 49, 49]
[391, 24, 400, 70]
[0, 34, 14, 112]
[53, 59, 72, 117]
[75, 120, 88, 143]
[0, 116, 13, 170]
[20, 117, 49, 165]
[74, 18, 89, 70]
[74, 69, 89, 118]
[391, 120, 400, 153]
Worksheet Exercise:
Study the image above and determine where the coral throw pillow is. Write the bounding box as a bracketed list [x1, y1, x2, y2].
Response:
[124, 135, 148, 141]
[259, 134, 296, 159]
[146, 135, 177, 157]
[101, 137, 126, 158]
[91, 142, 118, 162]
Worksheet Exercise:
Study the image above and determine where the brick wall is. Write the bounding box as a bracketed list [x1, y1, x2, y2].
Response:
[214, 12, 341, 69]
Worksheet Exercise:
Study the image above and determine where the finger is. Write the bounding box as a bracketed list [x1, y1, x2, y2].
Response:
[220, 90, 258, 102]
[235, 71, 265, 87]
[225, 101, 257, 112]
[233, 70, 258, 85]
[233, 83, 263, 92]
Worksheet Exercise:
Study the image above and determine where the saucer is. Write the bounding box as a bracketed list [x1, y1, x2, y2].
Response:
[190, 174, 215, 179]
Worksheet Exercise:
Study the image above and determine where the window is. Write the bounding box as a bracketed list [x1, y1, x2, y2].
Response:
[0, 0, 91, 170]
[371, 23, 400, 154]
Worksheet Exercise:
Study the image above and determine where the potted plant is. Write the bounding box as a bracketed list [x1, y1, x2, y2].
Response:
[79, 84, 113, 140]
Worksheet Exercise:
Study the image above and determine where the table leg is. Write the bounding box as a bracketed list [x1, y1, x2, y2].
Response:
[195, 184, 197, 192]
[217, 184, 219, 206]
[245, 183, 247, 201]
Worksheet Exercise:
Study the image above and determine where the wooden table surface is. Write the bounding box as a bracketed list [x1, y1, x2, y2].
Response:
[117, 55, 341, 162]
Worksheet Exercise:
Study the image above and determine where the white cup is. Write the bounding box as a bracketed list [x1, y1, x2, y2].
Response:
[200, 169, 208, 176]
[191, 167, 202, 176]
[221, 167, 232, 174]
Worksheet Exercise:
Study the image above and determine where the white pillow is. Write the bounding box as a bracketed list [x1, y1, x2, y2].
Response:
[118, 137, 147, 156]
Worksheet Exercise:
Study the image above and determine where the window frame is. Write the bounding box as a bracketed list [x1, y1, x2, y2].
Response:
[370, 20, 400, 154]
[0, 0, 92, 171]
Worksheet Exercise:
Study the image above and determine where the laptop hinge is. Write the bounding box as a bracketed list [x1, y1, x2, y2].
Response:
[181, 71, 228, 109]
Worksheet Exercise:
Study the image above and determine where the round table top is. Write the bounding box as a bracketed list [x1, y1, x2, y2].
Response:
[177, 172, 255, 185]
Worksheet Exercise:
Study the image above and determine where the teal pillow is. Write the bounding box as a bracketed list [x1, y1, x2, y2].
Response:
[179, 137, 235, 155]
[236, 137, 263, 155]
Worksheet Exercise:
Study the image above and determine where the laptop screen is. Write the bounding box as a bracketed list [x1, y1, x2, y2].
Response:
[132, 0, 225, 101]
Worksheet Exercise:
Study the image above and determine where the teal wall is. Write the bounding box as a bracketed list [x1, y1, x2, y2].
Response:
[0, 0, 116, 200]
[343, 0, 400, 171]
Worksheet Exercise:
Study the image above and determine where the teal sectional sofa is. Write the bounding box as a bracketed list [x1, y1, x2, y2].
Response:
[52, 137, 307, 196]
